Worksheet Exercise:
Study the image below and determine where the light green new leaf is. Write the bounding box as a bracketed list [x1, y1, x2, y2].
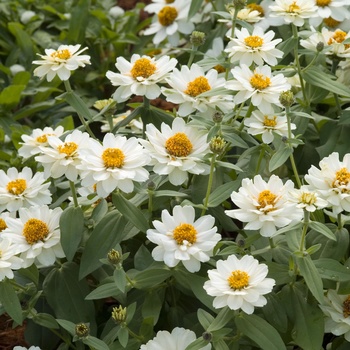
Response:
[0, 85, 26, 106]
[56, 319, 76, 335]
[59, 206, 85, 262]
[207, 180, 240, 207]
[188, 0, 204, 19]
[33, 313, 59, 329]
[216, 160, 242, 172]
[269, 146, 292, 172]
[308, 221, 336, 241]
[0, 279, 23, 325]
[197, 309, 214, 330]
[83, 335, 110, 350]
[64, 91, 93, 121]
[207, 307, 233, 332]
[314, 258, 350, 282]
[185, 338, 210, 350]
[235, 313, 286, 350]
[85, 282, 121, 300]
[118, 326, 129, 348]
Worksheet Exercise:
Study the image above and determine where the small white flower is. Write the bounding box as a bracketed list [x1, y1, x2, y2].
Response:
[0, 167, 51, 213]
[244, 110, 294, 144]
[18, 125, 65, 159]
[106, 54, 177, 102]
[35, 130, 91, 181]
[109, 5, 125, 19]
[225, 27, 283, 66]
[162, 63, 235, 117]
[305, 152, 350, 214]
[289, 185, 329, 212]
[319, 290, 350, 342]
[203, 254, 275, 314]
[226, 64, 290, 114]
[0, 239, 23, 281]
[141, 117, 209, 186]
[32, 44, 91, 82]
[140, 327, 211, 350]
[78, 133, 150, 197]
[269, 0, 318, 27]
[9, 64, 25, 75]
[20, 10, 36, 24]
[147, 205, 221, 273]
[2, 206, 64, 268]
[225, 174, 302, 237]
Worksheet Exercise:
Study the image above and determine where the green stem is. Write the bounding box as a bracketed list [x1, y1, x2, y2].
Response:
[148, 188, 154, 226]
[255, 145, 265, 175]
[187, 46, 197, 67]
[299, 210, 310, 252]
[331, 59, 342, 116]
[337, 213, 343, 230]
[201, 154, 217, 216]
[70, 180, 79, 207]
[269, 237, 275, 249]
[127, 326, 144, 342]
[238, 102, 254, 131]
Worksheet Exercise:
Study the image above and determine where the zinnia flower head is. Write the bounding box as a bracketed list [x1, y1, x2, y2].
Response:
[289, 185, 328, 212]
[310, 0, 350, 27]
[203, 254, 275, 314]
[0, 239, 23, 281]
[147, 205, 221, 272]
[33, 44, 91, 82]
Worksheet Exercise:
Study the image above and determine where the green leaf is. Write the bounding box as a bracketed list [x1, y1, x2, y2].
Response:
[0, 279, 23, 325]
[308, 221, 336, 241]
[208, 180, 239, 207]
[85, 282, 121, 300]
[117, 326, 129, 348]
[197, 309, 214, 330]
[59, 206, 85, 262]
[207, 307, 233, 332]
[33, 313, 59, 329]
[114, 268, 127, 293]
[216, 160, 242, 172]
[185, 337, 210, 350]
[79, 211, 126, 279]
[133, 268, 172, 289]
[8, 22, 34, 62]
[153, 190, 188, 198]
[0, 85, 26, 106]
[56, 319, 76, 335]
[68, 0, 90, 43]
[269, 146, 292, 172]
[303, 66, 350, 97]
[188, 0, 204, 19]
[314, 258, 350, 282]
[83, 336, 110, 350]
[64, 91, 93, 121]
[295, 255, 324, 304]
[235, 313, 286, 350]
[112, 193, 149, 233]
[142, 290, 164, 325]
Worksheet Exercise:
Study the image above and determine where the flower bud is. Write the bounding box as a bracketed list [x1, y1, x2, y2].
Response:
[75, 323, 89, 338]
[93, 98, 115, 111]
[109, 6, 125, 19]
[212, 111, 224, 123]
[107, 249, 122, 266]
[202, 331, 212, 342]
[279, 90, 294, 107]
[190, 31, 206, 47]
[147, 181, 156, 191]
[316, 41, 324, 52]
[112, 305, 127, 324]
[209, 136, 226, 155]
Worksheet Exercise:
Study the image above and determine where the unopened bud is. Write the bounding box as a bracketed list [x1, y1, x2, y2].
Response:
[212, 111, 223, 123]
[233, 0, 247, 10]
[112, 305, 127, 324]
[202, 331, 212, 342]
[147, 181, 156, 191]
[75, 323, 89, 338]
[107, 249, 122, 266]
[190, 31, 206, 47]
[237, 239, 245, 248]
[316, 41, 324, 52]
[209, 136, 226, 155]
[279, 90, 294, 107]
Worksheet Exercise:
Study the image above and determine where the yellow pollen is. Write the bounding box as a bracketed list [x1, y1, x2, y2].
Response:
[250, 73, 271, 90]
[23, 218, 49, 245]
[258, 190, 277, 211]
[333, 167, 350, 187]
[130, 58, 156, 80]
[263, 115, 277, 128]
[227, 270, 249, 290]
[158, 6, 178, 26]
[323, 17, 340, 28]
[102, 148, 125, 168]
[184, 76, 211, 97]
[288, 1, 300, 12]
[328, 30, 349, 48]
[0, 218, 7, 232]
[173, 223, 197, 245]
[51, 49, 71, 60]
[7, 179, 27, 195]
[36, 133, 53, 143]
[343, 296, 350, 318]
[316, 0, 332, 6]
[247, 3, 265, 16]
[58, 142, 78, 156]
[165, 132, 193, 158]
[244, 35, 264, 49]
[213, 65, 226, 73]
[300, 191, 317, 205]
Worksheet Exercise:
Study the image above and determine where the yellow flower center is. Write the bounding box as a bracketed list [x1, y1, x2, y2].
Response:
[213, 65, 226, 73]
[7, 179, 27, 195]
[165, 132, 193, 158]
[130, 58, 156, 80]
[227, 270, 249, 290]
[300, 191, 317, 205]
[328, 30, 349, 48]
[184, 76, 211, 97]
[323, 17, 340, 28]
[316, 0, 332, 6]
[102, 148, 125, 168]
[173, 223, 197, 245]
[36, 134, 53, 143]
[23, 218, 50, 245]
[263, 115, 277, 128]
[288, 1, 300, 13]
[333, 167, 350, 187]
[343, 295, 350, 318]
[250, 73, 271, 90]
[51, 49, 71, 60]
[258, 190, 277, 211]
[158, 6, 178, 26]
[0, 218, 7, 232]
[247, 3, 265, 16]
[244, 35, 264, 49]
[58, 142, 78, 156]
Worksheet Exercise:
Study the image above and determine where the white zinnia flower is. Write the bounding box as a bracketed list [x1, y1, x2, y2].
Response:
[203, 254, 275, 314]
[225, 27, 283, 66]
[143, 0, 194, 46]
[319, 290, 350, 342]
[141, 117, 209, 186]
[1, 206, 64, 268]
[78, 133, 150, 197]
[32, 44, 91, 82]
[289, 185, 328, 212]
[140, 327, 211, 350]
[310, 0, 350, 27]
[305, 152, 350, 214]
[106, 54, 177, 102]
[244, 110, 294, 144]
[13, 346, 41, 350]
[35, 130, 90, 181]
[147, 205, 221, 273]
[226, 64, 290, 114]
[225, 174, 302, 237]
[0, 239, 23, 281]
[18, 125, 65, 159]
[0, 167, 51, 213]
[162, 64, 235, 117]
[269, 0, 318, 27]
